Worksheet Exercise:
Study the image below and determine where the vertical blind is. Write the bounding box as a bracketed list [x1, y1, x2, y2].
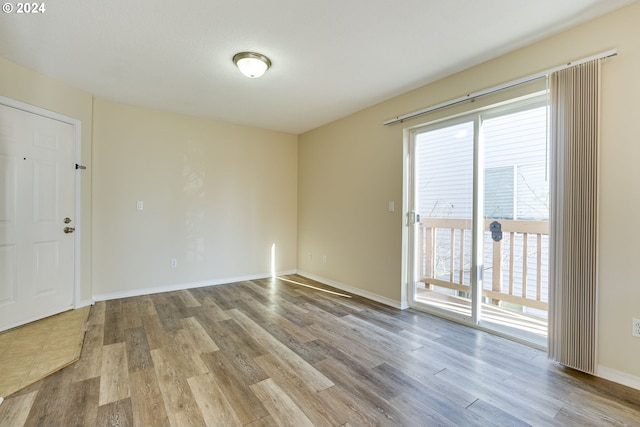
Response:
[548, 59, 601, 373]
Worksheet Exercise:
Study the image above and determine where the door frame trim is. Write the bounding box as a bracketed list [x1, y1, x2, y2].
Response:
[0, 96, 82, 311]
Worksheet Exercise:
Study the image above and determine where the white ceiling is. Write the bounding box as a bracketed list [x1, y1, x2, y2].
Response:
[0, 0, 635, 134]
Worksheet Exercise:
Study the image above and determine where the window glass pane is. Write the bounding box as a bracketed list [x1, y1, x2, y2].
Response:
[416, 121, 474, 219]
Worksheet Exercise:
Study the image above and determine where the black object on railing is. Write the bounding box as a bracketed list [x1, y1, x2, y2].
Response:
[490, 221, 503, 242]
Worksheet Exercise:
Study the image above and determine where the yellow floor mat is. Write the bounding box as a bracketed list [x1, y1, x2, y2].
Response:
[0, 307, 90, 398]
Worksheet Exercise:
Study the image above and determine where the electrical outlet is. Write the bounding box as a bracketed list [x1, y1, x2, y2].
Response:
[633, 318, 640, 338]
[170, 258, 177, 269]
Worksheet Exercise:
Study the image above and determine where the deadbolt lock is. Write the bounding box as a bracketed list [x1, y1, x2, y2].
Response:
[64, 217, 72, 224]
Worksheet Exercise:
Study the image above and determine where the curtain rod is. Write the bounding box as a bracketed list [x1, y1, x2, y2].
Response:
[383, 48, 617, 126]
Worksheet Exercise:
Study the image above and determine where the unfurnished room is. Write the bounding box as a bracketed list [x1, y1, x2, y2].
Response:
[1, 1, 640, 425]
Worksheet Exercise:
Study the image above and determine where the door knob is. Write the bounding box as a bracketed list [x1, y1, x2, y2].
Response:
[64, 227, 75, 234]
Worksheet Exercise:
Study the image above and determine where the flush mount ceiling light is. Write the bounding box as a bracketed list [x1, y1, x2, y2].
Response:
[233, 52, 272, 78]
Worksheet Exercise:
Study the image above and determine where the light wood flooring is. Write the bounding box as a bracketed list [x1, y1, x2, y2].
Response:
[1, 274, 639, 426]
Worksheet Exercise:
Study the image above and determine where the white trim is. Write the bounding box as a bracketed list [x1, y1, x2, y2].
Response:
[296, 271, 409, 310]
[384, 49, 617, 126]
[77, 298, 95, 308]
[91, 270, 297, 302]
[401, 127, 413, 310]
[597, 365, 640, 391]
[0, 96, 83, 310]
[0, 396, 3, 406]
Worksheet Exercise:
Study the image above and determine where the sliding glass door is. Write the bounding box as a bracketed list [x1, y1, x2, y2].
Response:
[412, 119, 476, 320]
[407, 95, 549, 346]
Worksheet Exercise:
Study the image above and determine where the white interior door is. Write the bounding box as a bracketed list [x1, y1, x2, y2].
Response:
[0, 103, 76, 331]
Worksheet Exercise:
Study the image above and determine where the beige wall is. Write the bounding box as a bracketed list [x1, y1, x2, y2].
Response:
[92, 99, 298, 297]
[298, 2, 640, 383]
[0, 57, 94, 302]
[0, 57, 298, 304]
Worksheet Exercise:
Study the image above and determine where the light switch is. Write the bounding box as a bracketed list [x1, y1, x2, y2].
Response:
[388, 201, 395, 212]
[136, 201, 144, 211]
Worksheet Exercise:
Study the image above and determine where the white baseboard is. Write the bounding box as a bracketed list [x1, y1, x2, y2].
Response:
[597, 365, 640, 391]
[295, 270, 408, 310]
[76, 298, 94, 309]
[92, 270, 297, 303]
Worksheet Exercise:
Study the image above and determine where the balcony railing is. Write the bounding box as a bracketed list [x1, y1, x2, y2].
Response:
[418, 217, 549, 313]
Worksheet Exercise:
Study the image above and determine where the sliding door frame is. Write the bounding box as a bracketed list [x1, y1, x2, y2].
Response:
[403, 93, 550, 348]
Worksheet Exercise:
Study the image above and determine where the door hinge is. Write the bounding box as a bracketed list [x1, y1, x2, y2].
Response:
[75, 164, 86, 170]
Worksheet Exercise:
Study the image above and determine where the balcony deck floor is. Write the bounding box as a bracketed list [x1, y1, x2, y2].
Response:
[415, 287, 548, 343]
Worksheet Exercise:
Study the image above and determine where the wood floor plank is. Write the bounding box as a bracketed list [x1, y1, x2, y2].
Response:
[553, 406, 612, 427]
[124, 326, 153, 373]
[162, 329, 210, 379]
[187, 372, 244, 427]
[204, 319, 269, 385]
[177, 289, 202, 308]
[374, 362, 478, 409]
[154, 303, 184, 332]
[315, 386, 385, 427]
[249, 378, 315, 427]
[86, 301, 106, 326]
[95, 397, 133, 427]
[136, 294, 159, 317]
[199, 285, 240, 311]
[388, 392, 465, 427]
[562, 387, 640, 425]
[434, 366, 560, 426]
[235, 294, 318, 343]
[313, 356, 399, 402]
[67, 377, 101, 426]
[466, 398, 532, 427]
[349, 307, 405, 334]
[102, 302, 124, 346]
[181, 316, 219, 354]
[140, 314, 167, 350]
[200, 350, 270, 425]
[254, 352, 343, 427]
[70, 323, 104, 383]
[312, 357, 408, 425]
[129, 368, 170, 427]
[0, 391, 37, 427]
[22, 370, 85, 427]
[122, 300, 143, 330]
[315, 382, 400, 427]
[150, 348, 207, 427]
[201, 296, 233, 319]
[296, 293, 356, 317]
[303, 305, 387, 369]
[244, 415, 278, 427]
[99, 342, 130, 406]
[238, 280, 315, 328]
[228, 309, 334, 392]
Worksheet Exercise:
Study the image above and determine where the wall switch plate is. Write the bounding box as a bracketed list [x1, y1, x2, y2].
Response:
[633, 318, 640, 337]
[136, 201, 144, 211]
[323, 255, 327, 264]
